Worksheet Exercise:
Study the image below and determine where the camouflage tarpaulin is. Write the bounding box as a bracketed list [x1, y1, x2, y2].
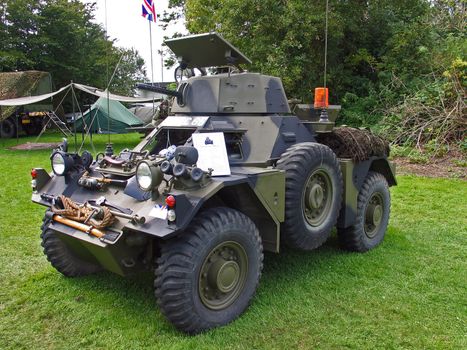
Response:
[0, 71, 53, 121]
[316, 127, 390, 162]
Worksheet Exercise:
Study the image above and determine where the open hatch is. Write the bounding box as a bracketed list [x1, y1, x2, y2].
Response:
[165, 32, 252, 69]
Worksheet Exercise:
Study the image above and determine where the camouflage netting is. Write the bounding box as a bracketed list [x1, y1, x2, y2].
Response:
[0, 71, 51, 121]
[317, 127, 390, 162]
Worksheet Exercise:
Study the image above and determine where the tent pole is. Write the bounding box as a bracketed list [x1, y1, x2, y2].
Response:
[72, 82, 77, 153]
[15, 109, 19, 144]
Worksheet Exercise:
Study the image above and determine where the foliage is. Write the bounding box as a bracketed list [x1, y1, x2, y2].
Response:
[162, 0, 465, 149]
[166, 0, 429, 100]
[0, 133, 466, 349]
[0, 0, 146, 95]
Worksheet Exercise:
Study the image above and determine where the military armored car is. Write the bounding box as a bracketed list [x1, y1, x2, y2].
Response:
[31, 33, 396, 333]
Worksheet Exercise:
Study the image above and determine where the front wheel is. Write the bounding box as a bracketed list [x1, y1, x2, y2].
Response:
[338, 172, 391, 252]
[41, 229, 102, 277]
[154, 207, 263, 334]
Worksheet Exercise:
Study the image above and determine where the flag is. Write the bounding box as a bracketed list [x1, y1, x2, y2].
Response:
[142, 0, 156, 22]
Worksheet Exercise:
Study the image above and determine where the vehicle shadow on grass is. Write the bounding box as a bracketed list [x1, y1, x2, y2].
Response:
[63, 229, 400, 337]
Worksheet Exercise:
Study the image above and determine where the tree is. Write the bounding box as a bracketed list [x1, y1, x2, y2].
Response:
[108, 47, 147, 95]
[0, 0, 146, 94]
[182, 0, 436, 100]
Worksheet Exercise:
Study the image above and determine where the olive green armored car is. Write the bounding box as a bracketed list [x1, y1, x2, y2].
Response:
[31, 33, 396, 333]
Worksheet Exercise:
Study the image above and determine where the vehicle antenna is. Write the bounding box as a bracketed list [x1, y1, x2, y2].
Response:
[324, 0, 329, 90]
[318, 0, 331, 124]
[104, 0, 113, 155]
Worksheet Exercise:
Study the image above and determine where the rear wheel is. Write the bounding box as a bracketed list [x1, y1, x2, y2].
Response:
[0, 118, 17, 138]
[154, 207, 263, 334]
[338, 172, 391, 252]
[41, 227, 102, 277]
[276, 142, 343, 250]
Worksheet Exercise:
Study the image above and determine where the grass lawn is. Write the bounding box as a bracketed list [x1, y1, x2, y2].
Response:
[0, 133, 466, 349]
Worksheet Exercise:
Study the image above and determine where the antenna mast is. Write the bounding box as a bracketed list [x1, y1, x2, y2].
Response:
[315, 0, 333, 131]
[324, 0, 329, 90]
[104, 0, 113, 155]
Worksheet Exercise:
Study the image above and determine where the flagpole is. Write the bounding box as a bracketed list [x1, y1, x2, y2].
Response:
[161, 50, 164, 82]
[149, 19, 155, 115]
[149, 20, 154, 84]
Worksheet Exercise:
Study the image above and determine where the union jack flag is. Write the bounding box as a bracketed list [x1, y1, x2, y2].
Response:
[142, 0, 156, 22]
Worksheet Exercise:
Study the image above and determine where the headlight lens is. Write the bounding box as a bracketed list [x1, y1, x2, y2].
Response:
[136, 162, 153, 191]
[51, 152, 66, 175]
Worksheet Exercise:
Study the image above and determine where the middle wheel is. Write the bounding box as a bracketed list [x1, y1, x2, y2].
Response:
[276, 142, 343, 250]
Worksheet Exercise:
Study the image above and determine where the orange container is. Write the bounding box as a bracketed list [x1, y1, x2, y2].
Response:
[314, 87, 329, 108]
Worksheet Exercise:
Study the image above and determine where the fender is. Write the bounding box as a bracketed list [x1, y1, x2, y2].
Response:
[337, 157, 396, 228]
[125, 168, 285, 253]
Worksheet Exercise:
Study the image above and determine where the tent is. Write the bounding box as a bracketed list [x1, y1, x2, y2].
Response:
[129, 104, 159, 125]
[74, 97, 143, 134]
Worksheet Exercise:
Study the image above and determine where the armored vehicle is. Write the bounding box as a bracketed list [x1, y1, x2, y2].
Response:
[31, 33, 396, 333]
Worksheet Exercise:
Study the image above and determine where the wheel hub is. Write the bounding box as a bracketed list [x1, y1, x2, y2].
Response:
[366, 204, 382, 226]
[303, 170, 332, 226]
[199, 241, 247, 310]
[364, 193, 384, 238]
[308, 184, 324, 209]
[210, 260, 240, 293]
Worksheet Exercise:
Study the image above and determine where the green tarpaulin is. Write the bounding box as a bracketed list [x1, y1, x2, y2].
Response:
[74, 97, 143, 134]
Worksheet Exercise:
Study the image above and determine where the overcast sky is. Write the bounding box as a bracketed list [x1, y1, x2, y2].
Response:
[80, 0, 186, 83]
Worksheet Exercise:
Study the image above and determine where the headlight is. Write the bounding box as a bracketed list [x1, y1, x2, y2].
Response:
[136, 162, 152, 191]
[51, 151, 73, 176]
[136, 161, 163, 191]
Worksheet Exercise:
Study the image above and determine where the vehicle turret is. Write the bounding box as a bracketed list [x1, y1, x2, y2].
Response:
[137, 33, 290, 115]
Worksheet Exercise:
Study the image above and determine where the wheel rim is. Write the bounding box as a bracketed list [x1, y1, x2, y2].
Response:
[303, 169, 333, 226]
[364, 192, 384, 238]
[199, 241, 248, 310]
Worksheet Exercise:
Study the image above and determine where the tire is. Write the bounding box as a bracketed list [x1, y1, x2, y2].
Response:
[154, 207, 263, 334]
[0, 118, 17, 138]
[276, 142, 343, 250]
[41, 226, 102, 277]
[338, 171, 390, 252]
[24, 122, 42, 136]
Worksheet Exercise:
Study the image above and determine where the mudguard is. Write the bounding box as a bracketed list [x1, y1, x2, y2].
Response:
[337, 157, 396, 229]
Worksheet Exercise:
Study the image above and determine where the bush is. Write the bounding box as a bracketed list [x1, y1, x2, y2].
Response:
[378, 58, 466, 151]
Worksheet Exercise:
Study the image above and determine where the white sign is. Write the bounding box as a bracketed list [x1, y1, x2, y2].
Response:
[192, 132, 231, 176]
[159, 116, 209, 128]
[149, 205, 168, 220]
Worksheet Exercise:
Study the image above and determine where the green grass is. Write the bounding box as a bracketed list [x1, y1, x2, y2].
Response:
[0, 133, 466, 349]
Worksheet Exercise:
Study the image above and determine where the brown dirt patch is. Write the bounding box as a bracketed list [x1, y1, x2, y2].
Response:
[9, 142, 60, 150]
[393, 155, 466, 179]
